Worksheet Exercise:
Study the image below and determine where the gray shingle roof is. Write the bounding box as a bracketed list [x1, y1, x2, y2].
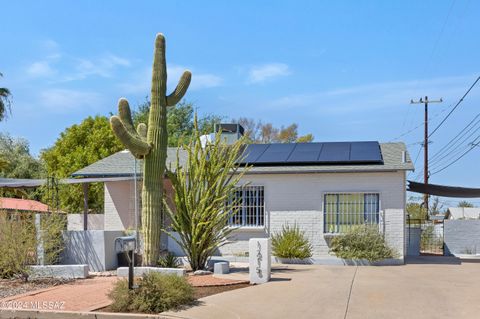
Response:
[71, 142, 414, 178]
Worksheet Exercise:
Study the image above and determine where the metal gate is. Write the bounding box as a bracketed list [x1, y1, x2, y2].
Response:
[407, 217, 444, 256]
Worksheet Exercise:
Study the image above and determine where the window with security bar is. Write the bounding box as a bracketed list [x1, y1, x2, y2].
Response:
[324, 193, 380, 233]
[229, 186, 265, 227]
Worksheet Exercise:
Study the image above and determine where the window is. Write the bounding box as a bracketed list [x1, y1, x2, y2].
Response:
[324, 193, 380, 233]
[229, 186, 265, 227]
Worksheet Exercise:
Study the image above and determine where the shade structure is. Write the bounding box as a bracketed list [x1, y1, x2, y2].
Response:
[408, 181, 480, 198]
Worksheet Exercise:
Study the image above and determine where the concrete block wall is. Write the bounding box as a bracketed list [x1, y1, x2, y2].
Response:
[67, 214, 104, 230]
[444, 220, 480, 255]
[383, 209, 405, 257]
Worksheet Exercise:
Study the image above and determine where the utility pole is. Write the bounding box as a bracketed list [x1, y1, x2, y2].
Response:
[410, 96, 442, 216]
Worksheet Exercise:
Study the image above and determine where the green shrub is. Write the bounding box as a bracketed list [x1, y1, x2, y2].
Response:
[157, 252, 180, 268]
[272, 223, 312, 259]
[109, 272, 194, 313]
[329, 225, 395, 262]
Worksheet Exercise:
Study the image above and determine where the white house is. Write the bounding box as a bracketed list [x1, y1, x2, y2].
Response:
[72, 126, 413, 263]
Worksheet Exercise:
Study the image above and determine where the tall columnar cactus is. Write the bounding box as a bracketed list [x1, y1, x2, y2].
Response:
[110, 34, 191, 265]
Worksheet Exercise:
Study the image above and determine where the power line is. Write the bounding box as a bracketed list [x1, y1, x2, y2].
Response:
[429, 75, 480, 137]
[429, 118, 480, 168]
[429, 110, 480, 164]
[430, 138, 480, 175]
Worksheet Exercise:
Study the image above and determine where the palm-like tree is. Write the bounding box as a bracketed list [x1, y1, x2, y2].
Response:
[0, 72, 12, 121]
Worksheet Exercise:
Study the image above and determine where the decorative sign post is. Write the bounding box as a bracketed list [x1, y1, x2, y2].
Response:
[249, 238, 271, 284]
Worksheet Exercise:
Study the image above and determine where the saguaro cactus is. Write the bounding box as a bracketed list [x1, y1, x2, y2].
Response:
[110, 34, 191, 265]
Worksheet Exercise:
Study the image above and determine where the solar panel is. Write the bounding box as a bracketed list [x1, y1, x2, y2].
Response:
[286, 143, 323, 163]
[256, 143, 296, 163]
[238, 141, 383, 166]
[350, 141, 383, 162]
[241, 144, 269, 164]
[318, 142, 351, 162]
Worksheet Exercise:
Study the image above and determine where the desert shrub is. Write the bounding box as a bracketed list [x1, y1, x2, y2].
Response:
[109, 272, 194, 313]
[0, 212, 36, 280]
[272, 223, 312, 259]
[329, 225, 395, 262]
[157, 252, 180, 268]
[0, 212, 66, 280]
[40, 213, 67, 265]
[420, 225, 443, 253]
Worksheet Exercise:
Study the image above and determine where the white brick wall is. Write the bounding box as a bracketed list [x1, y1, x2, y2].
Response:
[104, 181, 139, 231]
[106, 171, 407, 258]
[220, 171, 407, 258]
[67, 214, 105, 230]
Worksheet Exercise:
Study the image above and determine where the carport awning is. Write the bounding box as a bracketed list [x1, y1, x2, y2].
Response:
[408, 181, 480, 198]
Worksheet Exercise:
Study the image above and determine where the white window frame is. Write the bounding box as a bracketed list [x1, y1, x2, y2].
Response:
[322, 191, 382, 234]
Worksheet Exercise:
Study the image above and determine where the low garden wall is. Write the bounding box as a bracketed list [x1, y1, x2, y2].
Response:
[444, 220, 480, 255]
[62, 230, 123, 272]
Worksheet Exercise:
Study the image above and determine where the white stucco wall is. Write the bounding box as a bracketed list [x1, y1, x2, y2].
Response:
[105, 171, 407, 258]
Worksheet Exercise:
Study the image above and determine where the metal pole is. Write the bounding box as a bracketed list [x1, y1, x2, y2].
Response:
[133, 157, 138, 267]
[424, 96, 429, 215]
[82, 183, 89, 231]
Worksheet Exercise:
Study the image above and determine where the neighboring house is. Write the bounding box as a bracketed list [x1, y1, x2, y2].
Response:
[0, 197, 50, 213]
[446, 207, 480, 220]
[72, 125, 414, 262]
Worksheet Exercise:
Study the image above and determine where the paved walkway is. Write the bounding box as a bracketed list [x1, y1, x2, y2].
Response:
[0, 277, 117, 312]
[165, 259, 480, 319]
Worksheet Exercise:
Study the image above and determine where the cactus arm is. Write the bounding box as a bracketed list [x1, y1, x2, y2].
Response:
[137, 123, 147, 140]
[166, 70, 192, 106]
[118, 98, 137, 136]
[110, 116, 151, 157]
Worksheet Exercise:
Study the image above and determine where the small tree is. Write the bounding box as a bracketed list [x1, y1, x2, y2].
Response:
[164, 117, 249, 270]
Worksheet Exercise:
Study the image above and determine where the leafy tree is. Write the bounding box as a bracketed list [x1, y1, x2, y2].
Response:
[133, 99, 223, 146]
[458, 201, 474, 208]
[406, 202, 427, 220]
[235, 117, 314, 143]
[0, 133, 43, 179]
[164, 117, 249, 270]
[41, 116, 123, 213]
[0, 72, 12, 121]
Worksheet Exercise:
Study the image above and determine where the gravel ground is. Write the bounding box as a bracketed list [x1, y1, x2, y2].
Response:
[0, 278, 73, 299]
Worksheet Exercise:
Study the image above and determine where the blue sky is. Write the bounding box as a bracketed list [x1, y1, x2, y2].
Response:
[1, 1, 480, 205]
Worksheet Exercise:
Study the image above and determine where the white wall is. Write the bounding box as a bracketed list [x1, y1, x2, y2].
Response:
[105, 171, 407, 258]
[215, 171, 406, 257]
[104, 181, 140, 231]
[67, 214, 104, 230]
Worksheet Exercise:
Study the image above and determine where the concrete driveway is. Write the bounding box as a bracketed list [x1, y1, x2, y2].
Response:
[165, 257, 480, 319]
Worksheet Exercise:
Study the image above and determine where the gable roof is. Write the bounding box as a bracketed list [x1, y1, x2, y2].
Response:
[71, 142, 414, 178]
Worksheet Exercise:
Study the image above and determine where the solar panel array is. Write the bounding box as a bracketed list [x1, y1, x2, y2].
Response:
[239, 141, 383, 166]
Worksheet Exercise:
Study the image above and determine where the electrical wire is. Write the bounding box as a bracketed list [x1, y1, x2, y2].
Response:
[429, 76, 480, 137]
